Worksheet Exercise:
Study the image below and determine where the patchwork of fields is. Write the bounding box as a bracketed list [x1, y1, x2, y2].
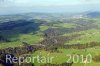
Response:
[0, 14, 100, 66]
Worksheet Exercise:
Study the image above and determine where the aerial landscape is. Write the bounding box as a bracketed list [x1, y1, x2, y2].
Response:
[0, 0, 100, 66]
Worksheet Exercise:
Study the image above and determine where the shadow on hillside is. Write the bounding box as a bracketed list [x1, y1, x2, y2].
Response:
[0, 19, 41, 42]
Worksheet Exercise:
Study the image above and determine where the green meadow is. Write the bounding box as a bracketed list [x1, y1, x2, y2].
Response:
[0, 16, 100, 66]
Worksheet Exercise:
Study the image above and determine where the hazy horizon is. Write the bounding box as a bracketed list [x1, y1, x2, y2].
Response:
[0, 0, 100, 15]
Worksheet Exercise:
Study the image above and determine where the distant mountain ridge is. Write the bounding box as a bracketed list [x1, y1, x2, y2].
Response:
[86, 11, 100, 18]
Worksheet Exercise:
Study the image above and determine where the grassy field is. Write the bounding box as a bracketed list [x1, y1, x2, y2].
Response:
[39, 25, 49, 31]
[64, 29, 100, 44]
[0, 28, 44, 49]
[53, 23, 77, 28]
[32, 48, 100, 66]
[0, 32, 44, 49]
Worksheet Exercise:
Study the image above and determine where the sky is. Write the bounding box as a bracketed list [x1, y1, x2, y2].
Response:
[0, 0, 100, 15]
